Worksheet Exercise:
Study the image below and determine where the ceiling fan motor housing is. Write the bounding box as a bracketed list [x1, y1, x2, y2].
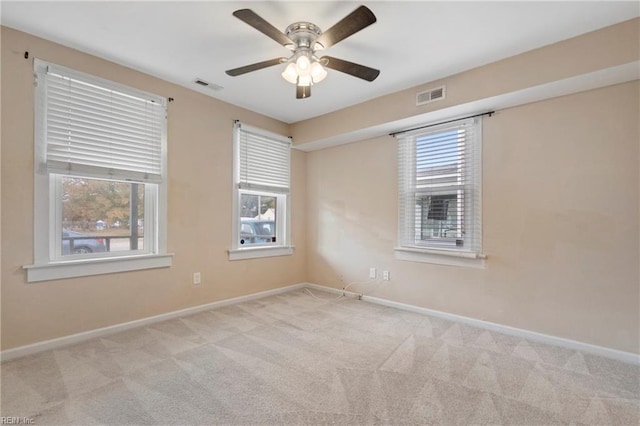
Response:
[284, 22, 323, 51]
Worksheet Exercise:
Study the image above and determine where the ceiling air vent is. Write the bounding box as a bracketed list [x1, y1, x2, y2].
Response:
[193, 78, 223, 91]
[416, 85, 446, 106]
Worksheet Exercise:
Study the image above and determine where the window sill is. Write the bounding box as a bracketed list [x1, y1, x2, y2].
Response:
[23, 253, 173, 282]
[394, 246, 486, 268]
[228, 246, 294, 261]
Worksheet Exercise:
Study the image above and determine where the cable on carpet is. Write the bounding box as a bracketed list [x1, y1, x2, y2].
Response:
[304, 279, 381, 301]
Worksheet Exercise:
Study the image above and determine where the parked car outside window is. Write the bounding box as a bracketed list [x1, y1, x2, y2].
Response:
[240, 220, 276, 245]
[62, 230, 107, 255]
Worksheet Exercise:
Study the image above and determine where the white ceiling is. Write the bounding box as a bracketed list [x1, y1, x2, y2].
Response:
[2, 1, 638, 123]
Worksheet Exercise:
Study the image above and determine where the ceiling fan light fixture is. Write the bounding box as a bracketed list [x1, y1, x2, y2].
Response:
[283, 52, 326, 85]
[310, 61, 327, 83]
[282, 63, 298, 84]
[295, 55, 311, 72]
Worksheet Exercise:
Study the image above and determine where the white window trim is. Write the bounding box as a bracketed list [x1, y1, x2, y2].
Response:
[395, 115, 486, 267]
[25, 59, 172, 282]
[229, 122, 293, 260]
[394, 246, 486, 268]
[24, 254, 174, 283]
[228, 246, 295, 261]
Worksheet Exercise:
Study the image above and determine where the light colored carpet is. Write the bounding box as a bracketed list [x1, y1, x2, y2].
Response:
[1, 288, 638, 425]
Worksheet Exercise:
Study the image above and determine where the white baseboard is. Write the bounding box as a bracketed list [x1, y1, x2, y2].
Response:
[3, 281, 638, 366]
[305, 283, 640, 365]
[0, 283, 306, 362]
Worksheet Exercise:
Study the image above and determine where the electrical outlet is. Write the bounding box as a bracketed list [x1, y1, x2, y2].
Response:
[193, 272, 201, 285]
[369, 267, 377, 279]
[383, 271, 390, 281]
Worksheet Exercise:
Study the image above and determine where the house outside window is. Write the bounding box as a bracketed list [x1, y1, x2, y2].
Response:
[395, 116, 485, 267]
[229, 121, 293, 260]
[26, 59, 171, 282]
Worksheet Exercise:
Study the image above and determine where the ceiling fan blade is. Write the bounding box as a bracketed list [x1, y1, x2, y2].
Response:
[226, 58, 287, 77]
[296, 85, 311, 99]
[314, 6, 376, 50]
[233, 9, 294, 47]
[321, 56, 380, 82]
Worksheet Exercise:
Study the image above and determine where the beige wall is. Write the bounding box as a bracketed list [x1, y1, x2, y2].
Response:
[306, 81, 639, 354]
[0, 27, 306, 350]
[2, 18, 639, 355]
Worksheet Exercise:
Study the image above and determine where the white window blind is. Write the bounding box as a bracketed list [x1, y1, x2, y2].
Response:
[235, 122, 291, 193]
[398, 116, 482, 252]
[38, 61, 166, 183]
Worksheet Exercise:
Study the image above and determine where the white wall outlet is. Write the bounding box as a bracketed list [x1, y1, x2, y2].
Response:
[383, 270, 390, 281]
[193, 272, 201, 285]
[369, 267, 377, 279]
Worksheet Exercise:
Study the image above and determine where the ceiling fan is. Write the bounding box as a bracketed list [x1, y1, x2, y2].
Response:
[225, 6, 380, 99]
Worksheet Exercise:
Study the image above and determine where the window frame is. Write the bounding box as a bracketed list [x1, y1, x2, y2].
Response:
[25, 59, 171, 282]
[50, 175, 158, 261]
[228, 122, 293, 260]
[395, 116, 486, 268]
[237, 190, 287, 248]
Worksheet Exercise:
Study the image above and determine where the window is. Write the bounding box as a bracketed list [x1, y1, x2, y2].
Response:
[396, 116, 484, 267]
[60, 177, 148, 255]
[229, 121, 292, 260]
[25, 59, 171, 282]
